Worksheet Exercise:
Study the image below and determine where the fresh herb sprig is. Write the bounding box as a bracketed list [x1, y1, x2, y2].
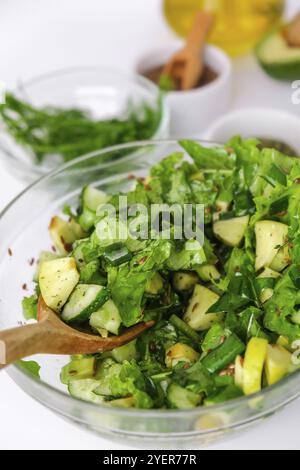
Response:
[0, 93, 162, 164]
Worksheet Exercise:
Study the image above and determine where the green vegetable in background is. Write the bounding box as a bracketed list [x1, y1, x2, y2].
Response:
[0, 93, 162, 164]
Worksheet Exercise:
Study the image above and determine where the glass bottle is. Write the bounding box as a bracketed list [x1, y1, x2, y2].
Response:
[163, 0, 285, 56]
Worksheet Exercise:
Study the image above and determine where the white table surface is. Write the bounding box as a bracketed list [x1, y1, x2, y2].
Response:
[1, 0, 300, 450]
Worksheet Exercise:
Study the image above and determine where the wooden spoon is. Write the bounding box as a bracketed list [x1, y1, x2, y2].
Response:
[163, 11, 215, 91]
[0, 297, 154, 369]
[283, 13, 300, 47]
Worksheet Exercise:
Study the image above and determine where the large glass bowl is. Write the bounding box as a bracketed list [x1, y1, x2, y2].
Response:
[0, 67, 169, 182]
[1, 141, 300, 449]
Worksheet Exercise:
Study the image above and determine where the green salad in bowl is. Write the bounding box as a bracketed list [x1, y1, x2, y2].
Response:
[22, 137, 300, 411]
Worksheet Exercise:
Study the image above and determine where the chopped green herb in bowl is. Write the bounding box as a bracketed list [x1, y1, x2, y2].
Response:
[0, 67, 168, 180]
[0, 93, 162, 164]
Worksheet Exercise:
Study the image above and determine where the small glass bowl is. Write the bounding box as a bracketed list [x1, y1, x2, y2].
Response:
[0, 67, 169, 182]
[1, 140, 300, 449]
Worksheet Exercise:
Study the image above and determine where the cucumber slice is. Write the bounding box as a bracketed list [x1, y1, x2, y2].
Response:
[167, 383, 201, 410]
[78, 209, 97, 233]
[89, 299, 122, 335]
[60, 357, 95, 384]
[183, 285, 223, 331]
[255, 221, 288, 271]
[103, 243, 132, 267]
[79, 186, 109, 232]
[39, 257, 80, 312]
[68, 379, 105, 404]
[213, 216, 249, 248]
[61, 284, 109, 323]
[82, 186, 108, 212]
[256, 32, 300, 81]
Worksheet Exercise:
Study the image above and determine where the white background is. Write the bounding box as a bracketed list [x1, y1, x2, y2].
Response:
[1, 0, 300, 450]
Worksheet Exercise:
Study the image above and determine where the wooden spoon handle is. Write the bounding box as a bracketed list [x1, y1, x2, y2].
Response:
[0, 320, 156, 370]
[186, 11, 215, 53]
[0, 323, 48, 369]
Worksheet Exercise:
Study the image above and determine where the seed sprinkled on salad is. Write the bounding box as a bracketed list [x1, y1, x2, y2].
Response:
[22, 137, 300, 410]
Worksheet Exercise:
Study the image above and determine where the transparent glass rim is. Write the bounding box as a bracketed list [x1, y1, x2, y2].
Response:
[2, 65, 170, 170]
[2, 138, 300, 420]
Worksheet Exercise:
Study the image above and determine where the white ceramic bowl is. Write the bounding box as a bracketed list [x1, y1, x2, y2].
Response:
[204, 108, 300, 155]
[135, 44, 232, 138]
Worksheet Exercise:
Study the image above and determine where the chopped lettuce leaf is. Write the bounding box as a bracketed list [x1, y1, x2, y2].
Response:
[16, 359, 40, 378]
[22, 294, 38, 320]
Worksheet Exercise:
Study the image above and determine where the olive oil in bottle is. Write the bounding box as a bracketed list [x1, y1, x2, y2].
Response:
[163, 0, 285, 56]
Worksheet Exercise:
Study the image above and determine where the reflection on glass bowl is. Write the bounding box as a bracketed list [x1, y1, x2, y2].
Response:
[0, 140, 300, 449]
